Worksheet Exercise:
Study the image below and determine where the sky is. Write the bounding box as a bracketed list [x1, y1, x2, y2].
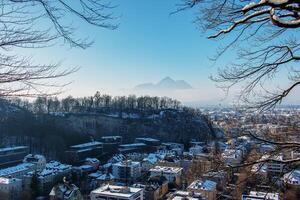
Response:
[18, 0, 299, 106]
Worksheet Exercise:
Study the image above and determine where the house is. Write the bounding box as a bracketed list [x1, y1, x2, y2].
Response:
[168, 190, 207, 200]
[49, 182, 82, 200]
[90, 185, 144, 200]
[241, 191, 280, 200]
[187, 180, 217, 200]
[142, 154, 160, 172]
[149, 166, 182, 186]
[24, 161, 72, 195]
[283, 169, 300, 189]
[222, 149, 243, 166]
[133, 175, 168, 200]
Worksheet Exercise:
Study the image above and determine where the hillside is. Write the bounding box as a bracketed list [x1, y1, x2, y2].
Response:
[0, 96, 215, 160]
[56, 109, 215, 144]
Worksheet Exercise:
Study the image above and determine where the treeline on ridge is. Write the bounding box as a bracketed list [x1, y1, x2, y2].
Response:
[8, 92, 182, 114]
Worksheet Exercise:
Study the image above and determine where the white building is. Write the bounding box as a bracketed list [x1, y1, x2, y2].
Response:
[0, 177, 22, 200]
[112, 160, 141, 182]
[90, 184, 144, 200]
[187, 180, 217, 200]
[222, 149, 243, 166]
[149, 166, 182, 185]
[241, 191, 280, 200]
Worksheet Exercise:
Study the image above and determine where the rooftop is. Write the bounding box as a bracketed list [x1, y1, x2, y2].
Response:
[91, 185, 142, 198]
[171, 191, 207, 200]
[119, 143, 146, 148]
[0, 163, 34, 177]
[135, 138, 160, 142]
[0, 146, 28, 153]
[284, 169, 300, 185]
[70, 141, 103, 149]
[113, 160, 140, 167]
[188, 180, 217, 191]
[242, 191, 279, 200]
[102, 136, 122, 139]
[150, 166, 183, 174]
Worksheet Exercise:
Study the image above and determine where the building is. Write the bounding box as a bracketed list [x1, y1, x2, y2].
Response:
[23, 154, 47, 171]
[187, 180, 217, 200]
[202, 171, 227, 189]
[65, 141, 103, 163]
[135, 138, 161, 146]
[147, 175, 168, 200]
[49, 182, 82, 200]
[0, 162, 35, 179]
[133, 176, 169, 200]
[112, 160, 141, 183]
[90, 185, 144, 200]
[101, 136, 123, 144]
[283, 169, 300, 189]
[169, 191, 207, 200]
[142, 153, 161, 172]
[221, 149, 243, 166]
[0, 177, 22, 200]
[161, 143, 184, 156]
[189, 145, 203, 156]
[0, 146, 29, 168]
[265, 155, 285, 175]
[96, 173, 116, 185]
[241, 191, 280, 200]
[118, 143, 148, 153]
[149, 166, 183, 186]
[24, 161, 72, 195]
[84, 158, 100, 171]
[101, 136, 123, 153]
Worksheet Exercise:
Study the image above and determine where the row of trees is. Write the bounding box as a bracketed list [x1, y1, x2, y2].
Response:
[9, 92, 182, 114]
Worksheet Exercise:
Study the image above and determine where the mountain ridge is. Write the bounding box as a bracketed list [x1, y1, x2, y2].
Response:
[135, 77, 193, 90]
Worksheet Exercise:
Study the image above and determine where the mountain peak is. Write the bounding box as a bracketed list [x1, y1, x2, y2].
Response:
[161, 76, 174, 82]
[134, 77, 193, 90]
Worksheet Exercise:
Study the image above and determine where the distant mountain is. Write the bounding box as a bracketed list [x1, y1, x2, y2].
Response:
[135, 77, 193, 90]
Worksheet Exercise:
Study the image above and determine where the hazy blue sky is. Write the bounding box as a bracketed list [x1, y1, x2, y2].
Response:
[18, 0, 299, 105]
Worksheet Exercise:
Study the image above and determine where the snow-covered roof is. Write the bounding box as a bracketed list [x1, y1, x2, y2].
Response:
[284, 169, 300, 185]
[150, 166, 182, 174]
[0, 146, 28, 153]
[188, 180, 217, 191]
[0, 163, 34, 177]
[242, 191, 279, 200]
[70, 141, 103, 149]
[91, 185, 142, 198]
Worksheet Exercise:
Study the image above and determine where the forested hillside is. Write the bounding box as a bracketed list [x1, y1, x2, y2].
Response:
[0, 93, 215, 160]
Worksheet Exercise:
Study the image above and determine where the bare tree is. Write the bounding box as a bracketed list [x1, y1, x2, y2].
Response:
[0, 0, 116, 97]
[177, 0, 300, 110]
